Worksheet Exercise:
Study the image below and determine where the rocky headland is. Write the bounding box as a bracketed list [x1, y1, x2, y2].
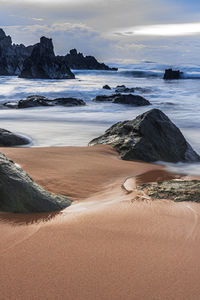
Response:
[0, 28, 33, 75]
[60, 48, 118, 71]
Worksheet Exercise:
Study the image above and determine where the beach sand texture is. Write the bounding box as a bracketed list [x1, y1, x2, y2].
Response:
[1, 145, 200, 300]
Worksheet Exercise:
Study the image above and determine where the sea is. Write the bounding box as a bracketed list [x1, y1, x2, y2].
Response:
[0, 61, 200, 175]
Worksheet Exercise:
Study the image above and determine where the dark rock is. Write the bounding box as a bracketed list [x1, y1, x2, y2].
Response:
[19, 37, 75, 79]
[0, 28, 33, 75]
[52, 98, 86, 107]
[115, 85, 135, 93]
[18, 95, 52, 108]
[4, 95, 86, 109]
[0, 152, 71, 213]
[89, 109, 200, 163]
[0, 129, 30, 146]
[93, 93, 151, 106]
[103, 85, 111, 90]
[60, 48, 118, 71]
[136, 180, 200, 203]
[163, 69, 183, 80]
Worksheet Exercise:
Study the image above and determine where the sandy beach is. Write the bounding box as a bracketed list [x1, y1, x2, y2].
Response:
[1, 145, 200, 300]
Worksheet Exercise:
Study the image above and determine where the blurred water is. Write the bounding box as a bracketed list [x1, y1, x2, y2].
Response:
[0, 62, 200, 174]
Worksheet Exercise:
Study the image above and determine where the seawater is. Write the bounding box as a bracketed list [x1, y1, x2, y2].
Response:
[0, 61, 200, 175]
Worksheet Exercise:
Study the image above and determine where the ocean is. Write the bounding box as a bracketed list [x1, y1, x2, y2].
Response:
[0, 61, 200, 175]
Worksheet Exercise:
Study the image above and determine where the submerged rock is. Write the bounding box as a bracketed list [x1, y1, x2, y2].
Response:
[89, 109, 200, 163]
[0, 129, 30, 146]
[61, 48, 118, 71]
[163, 69, 183, 80]
[136, 180, 200, 203]
[115, 85, 135, 93]
[0, 152, 71, 213]
[19, 37, 75, 79]
[4, 95, 86, 108]
[93, 93, 151, 106]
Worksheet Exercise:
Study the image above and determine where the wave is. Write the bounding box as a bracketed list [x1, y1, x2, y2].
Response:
[118, 70, 163, 78]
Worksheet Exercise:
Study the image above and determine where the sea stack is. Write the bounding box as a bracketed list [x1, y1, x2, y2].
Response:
[19, 37, 75, 79]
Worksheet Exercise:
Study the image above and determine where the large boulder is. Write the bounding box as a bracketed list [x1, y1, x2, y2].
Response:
[4, 95, 86, 108]
[93, 94, 151, 106]
[0, 152, 71, 213]
[89, 109, 200, 163]
[60, 48, 118, 71]
[19, 37, 75, 79]
[0, 129, 30, 146]
[163, 69, 183, 80]
[0, 28, 33, 75]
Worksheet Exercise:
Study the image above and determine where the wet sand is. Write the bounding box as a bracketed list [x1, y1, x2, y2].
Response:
[1, 145, 200, 300]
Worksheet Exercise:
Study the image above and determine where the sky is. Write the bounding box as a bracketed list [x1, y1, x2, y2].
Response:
[0, 0, 200, 65]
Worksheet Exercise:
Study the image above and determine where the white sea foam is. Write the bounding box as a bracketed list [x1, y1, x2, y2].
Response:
[0, 62, 200, 174]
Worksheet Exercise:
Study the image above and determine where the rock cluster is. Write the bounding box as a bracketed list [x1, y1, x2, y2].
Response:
[93, 93, 151, 106]
[61, 48, 118, 71]
[136, 180, 200, 203]
[89, 109, 200, 163]
[4, 95, 86, 109]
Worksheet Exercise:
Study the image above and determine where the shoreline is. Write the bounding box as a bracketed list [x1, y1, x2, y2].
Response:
[1, 145, 200, 300]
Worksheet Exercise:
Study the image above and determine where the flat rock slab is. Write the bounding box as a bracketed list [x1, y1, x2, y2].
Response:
[136, 180, 200, 202]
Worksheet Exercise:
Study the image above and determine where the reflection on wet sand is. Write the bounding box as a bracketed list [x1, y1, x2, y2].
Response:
[0, 211, 60, 226]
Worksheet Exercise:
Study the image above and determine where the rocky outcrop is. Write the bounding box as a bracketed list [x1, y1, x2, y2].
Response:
[89, 109, 200, 163]
[19, 37, 75, 79]
[60, 48, 118, 71]
[0, 28, 33, 75]
[4, 95, 86, 109]
[93, 94, 151, 106]
[0, 152, 71, 213]
[136, 180, 200, 203]
[103, 85, 111, 90]
[0, 129, 30, 146]
[163, 69, 183, 80]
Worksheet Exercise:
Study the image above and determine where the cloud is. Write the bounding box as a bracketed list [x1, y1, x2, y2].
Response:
[32, 17, 44, 22]
[113, 22, 200, 37]
[3, 22, 115, 60]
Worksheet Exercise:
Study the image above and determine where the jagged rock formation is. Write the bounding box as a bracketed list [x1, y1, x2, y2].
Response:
[0, 28, 33, 75]
[19, 37, 75, 79]
[163, 69, 183, 80]
[0, 129, 30, 146]
[93, 93, 151, 106]
[89, 109, 200, 163]
[103, 85, 111, 90]
[0, 152, 71, 213]
[4, 95, 86, 108]
[60, 48, 118, 71]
